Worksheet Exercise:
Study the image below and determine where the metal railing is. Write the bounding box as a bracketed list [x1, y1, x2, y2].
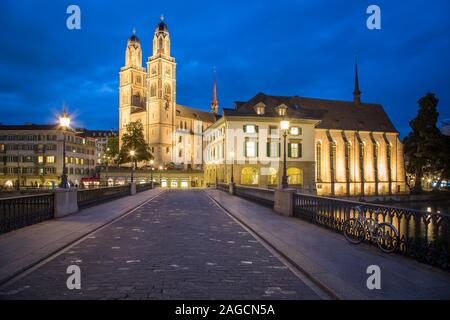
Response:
[294, 193, 450, 269]
[234, 185, 275, 207]
[217, 183, 229, 192]
[77, 185, 130, 209]
[136, 183, 153, 193]
[0, 193, 54, 234]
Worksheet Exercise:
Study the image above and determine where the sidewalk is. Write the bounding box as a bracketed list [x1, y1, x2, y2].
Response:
[0, 188, 164, 285]
[205, 189, 450, 300]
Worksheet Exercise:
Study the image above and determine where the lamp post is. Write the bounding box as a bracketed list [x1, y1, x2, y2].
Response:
[105, 147, 110, 186]
[280, 119, 290, 189]
[129, 150, 135, 183]
[59, 111, 71, 189]
[150, 159, 154, 188]
[159, 165, 163, 186]
[230, 151, 235, 184]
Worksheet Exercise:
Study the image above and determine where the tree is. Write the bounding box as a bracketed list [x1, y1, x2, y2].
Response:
[106, 136, 119, 164]
[403, 93, 443, 192]
[119, 121, 152, 167]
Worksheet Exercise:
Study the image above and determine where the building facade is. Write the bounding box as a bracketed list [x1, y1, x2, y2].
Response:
[79, 129, 118, 166]
[0, 125, 96, 188]
[118, 18, 215, 169]
[204, 74, 407, 197]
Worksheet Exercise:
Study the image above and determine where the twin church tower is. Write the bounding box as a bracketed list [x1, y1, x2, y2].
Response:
[119, 17, 216, 168]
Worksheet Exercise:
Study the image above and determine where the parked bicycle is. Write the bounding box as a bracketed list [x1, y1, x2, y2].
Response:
[343, 206, 399, 253]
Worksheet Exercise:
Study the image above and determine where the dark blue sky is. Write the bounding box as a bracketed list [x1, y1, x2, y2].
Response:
[0, 0, 449, 137]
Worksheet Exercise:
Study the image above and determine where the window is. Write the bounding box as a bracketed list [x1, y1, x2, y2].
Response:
[244, 125, 257, 134]
[276, 104, 288, 116]
[245, 141, 257, 158]
[289, 143, 302, 158]
[150, 83, 157, 97]
[290, 127, 301, 136]
[316, 142, 322, 182]
[38, 156, 44, 164]
[267, 142, 280, 158]
[46, 156, 55, 164]
[268, 168, 278, 185]
[269, 126, 278, 136]
[287, 168, 303, 186]
[330, 142, 337, 181]
[241, 167, 259, 185]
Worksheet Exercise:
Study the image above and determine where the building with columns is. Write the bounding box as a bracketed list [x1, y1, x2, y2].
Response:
[204, 64, 407, 197]
[119, 18, 215, 169]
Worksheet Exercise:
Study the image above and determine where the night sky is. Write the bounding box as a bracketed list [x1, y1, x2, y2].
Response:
[0, 0, 449, 138]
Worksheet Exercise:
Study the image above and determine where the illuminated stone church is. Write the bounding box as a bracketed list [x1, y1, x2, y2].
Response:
[119, 17, 216, 169]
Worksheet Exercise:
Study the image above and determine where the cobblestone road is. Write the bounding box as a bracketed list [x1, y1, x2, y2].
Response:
[0, 190, 319, 300]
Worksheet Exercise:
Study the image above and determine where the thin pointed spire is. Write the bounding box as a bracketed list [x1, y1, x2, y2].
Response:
[132, 27, 136, 35]
[211, 66, 218, 117]
[353, 56, 361, 104]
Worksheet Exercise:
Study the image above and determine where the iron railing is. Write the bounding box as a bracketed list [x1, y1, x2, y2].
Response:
[77, 185, 130, 209]
[136, 183, 153, 193]
[0, 193, 54, 234]
[217, 183, 229, 192]
[294, 193, 450, 270]
[234, 185, 275, 207]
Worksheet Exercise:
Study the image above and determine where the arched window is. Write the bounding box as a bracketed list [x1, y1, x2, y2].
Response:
[241, 167, 259, 185]
[164, 83, 171, 96]
[316, 142, 322, 182]
[267, 168, 278, 185]
[150, 83, 157, 97]
[287, 168, 303, 186]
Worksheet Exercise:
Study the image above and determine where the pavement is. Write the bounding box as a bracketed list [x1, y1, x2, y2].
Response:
[205, 189, 450, 300]
[0, 188, 164, 286]
[0, 190, 320, 300]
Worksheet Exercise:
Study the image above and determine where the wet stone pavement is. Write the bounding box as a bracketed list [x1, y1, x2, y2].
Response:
[0, 190, 319, 300]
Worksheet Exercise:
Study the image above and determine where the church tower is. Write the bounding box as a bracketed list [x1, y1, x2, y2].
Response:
[146, 16, 177, 167]
[211, 67, 219, 117]
[119, 29, 147, 145]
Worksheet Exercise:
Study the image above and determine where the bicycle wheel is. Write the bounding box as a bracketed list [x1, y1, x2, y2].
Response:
[375, 223, 399, 253]
[343, 218, 365, 244]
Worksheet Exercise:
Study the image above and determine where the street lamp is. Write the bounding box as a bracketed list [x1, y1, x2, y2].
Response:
[230, 151, 235, 184]
[129, 150, 135, 183]
[150, 159, 154, 188]
[280, 119, 290, 189]
[59, 111, 71, 188]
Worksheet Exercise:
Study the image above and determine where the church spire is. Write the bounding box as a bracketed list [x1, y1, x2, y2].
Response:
[353, 56, 361, 105]
[211, 66, 218, 116]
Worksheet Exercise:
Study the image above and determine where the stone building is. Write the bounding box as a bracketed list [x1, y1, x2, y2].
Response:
[0, 124, 96, 188]
[118, 17, 215, 169]
[204, 65, 407, 196]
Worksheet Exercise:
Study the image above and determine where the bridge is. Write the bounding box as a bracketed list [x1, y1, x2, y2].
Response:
[0, 184, 449, 299]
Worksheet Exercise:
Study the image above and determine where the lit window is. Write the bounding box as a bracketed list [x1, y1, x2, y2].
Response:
[244, 125, 257, 134]
[290, 127, 301, 135]
[38, 156, 44, 163]
[245, 141, 257, 157]
[289, 143, 302, 158]
[46, 156, 55, 164]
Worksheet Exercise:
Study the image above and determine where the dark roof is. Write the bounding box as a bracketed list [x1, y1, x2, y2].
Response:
[0, 124, 59, 131]
[128, 34, 140, 43]
[77, 129, 118, 138]
[224, 93, 397, 133]
[156, 20, 168, 32]
[176, 105, 216, 123]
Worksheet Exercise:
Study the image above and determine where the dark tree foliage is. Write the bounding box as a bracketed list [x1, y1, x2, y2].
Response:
[403, 93, 445, 192]
[119, 121, 152, 167]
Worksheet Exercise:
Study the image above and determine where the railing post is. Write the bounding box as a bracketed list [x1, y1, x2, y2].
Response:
[54, 188, 78, 218]
[274, 188, 295, 217]
[130, 182, 136, 195]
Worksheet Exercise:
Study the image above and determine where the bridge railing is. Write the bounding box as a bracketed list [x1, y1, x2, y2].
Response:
[0, 193, 54, 234]
[217, 183, 229, 192]
[294, 193, 450, 269]
[234, 185, 275, 207]
[77, 185, 130, 209]
[136, 183, 153, 193]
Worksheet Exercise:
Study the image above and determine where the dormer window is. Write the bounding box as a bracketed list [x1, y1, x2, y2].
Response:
[276, 104, 288, 117]
[254, 102, 266, 115]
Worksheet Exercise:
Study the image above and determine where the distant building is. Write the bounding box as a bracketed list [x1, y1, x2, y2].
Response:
[0, 124, 96, 188]
[204, 64, 407, 197]
[78, 129, 118, 166]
